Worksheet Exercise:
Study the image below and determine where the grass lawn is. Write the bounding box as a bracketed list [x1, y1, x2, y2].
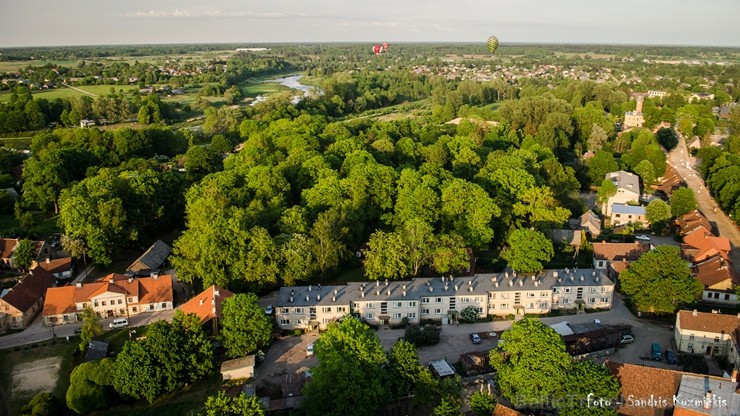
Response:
[0, 136, 32, 149]
[0, 212, 61, 238]
[329, 267, 367, 284]
[0, 338, 80, 416]
[0, 85, 138, 102]
[237, 79, 291, 98]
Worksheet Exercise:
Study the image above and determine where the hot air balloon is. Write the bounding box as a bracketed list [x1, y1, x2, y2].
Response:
[382, 42, 389, 52]
[487, 35, 499, 54]
[373, 44, 383, 56]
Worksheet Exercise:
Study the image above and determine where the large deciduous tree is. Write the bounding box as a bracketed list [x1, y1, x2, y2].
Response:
[620, 245, 703, 313]
[66, 358, 116, 415]
[645, 199, 672, 229]
[656, 127, 679, 151]
[79, 306, 104, 352]
[490, 318, 571, 408]
[221, 293, 273, 358]
[670, 187, 697, 217]
[112, 312, 214, 403]
[556, 360, 620, 416]
[502, 228, 554, 273]
[303, 316, 388, 416]
[12, 239, 36, 272]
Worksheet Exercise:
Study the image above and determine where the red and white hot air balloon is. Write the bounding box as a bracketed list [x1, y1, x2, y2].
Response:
[382, 42, 389, 52]
[372, 44, 383, 56]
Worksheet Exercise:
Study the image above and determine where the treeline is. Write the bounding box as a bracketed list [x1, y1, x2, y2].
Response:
[698, 136, 740, 224]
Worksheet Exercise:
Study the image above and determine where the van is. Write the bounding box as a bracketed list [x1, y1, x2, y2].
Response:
[109, 318, 129, 329]
[651, 343, 662, 361]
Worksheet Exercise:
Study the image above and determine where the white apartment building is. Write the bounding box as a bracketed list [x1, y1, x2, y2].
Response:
[275, 269, 614, 331]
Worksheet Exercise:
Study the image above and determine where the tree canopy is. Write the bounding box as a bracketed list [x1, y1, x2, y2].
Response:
[502, 228, 554, 273]
[220, 293, 273, 358]
[620, 245, 703, 313]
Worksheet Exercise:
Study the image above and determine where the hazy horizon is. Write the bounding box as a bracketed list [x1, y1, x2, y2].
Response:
[2, 0, 739, 49]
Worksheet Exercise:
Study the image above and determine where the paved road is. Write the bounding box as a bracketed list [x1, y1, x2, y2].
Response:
[0, 309, 175, 350]
[667, 132, 740, 265]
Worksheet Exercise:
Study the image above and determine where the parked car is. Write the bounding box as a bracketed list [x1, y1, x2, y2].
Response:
[651, 343, 662, 361]
[306, 343, 315, 356]
[109, 318, 129, 329]
[594, 319, 602, 326]
[620, 334, 634, 344]
[265, 305, 274, 315]
[470, 333, 481, 344]
[635, 234, 651, 241]
[74, 327, 82, 335]
[665, 349, 677, 364]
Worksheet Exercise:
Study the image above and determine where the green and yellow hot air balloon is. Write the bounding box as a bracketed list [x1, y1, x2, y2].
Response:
[487, 35, 499, 54]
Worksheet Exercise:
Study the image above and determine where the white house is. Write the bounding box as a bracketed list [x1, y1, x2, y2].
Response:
[603, 171, 640, 216]
[674, 310, 740, 356]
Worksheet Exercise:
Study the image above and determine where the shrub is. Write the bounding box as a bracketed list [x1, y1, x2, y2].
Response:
[459, 306, 479, 323]
[404, 324, 442, 347]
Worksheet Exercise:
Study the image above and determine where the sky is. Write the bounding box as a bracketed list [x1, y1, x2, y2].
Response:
[1, 0, 739, 48]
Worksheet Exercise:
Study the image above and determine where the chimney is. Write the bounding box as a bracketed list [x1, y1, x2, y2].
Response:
[712, 309, 719, 314]
[518, 280, 523, 287]
[441, 276, 446, 283]
[494, 282, 499, 288]
[579, 275, 584, 281]
[429, 287, 433, 292]
[386, 290, 390, 296]
[289, 295, 293, 303]
[376, 280, 380, 287]
[199, 299, 204, 305]
[317, 294, 321, 301]
[334, 288, 338, 295]
[534, 281, 539, 287]
[505, 271, 509, 278]
[150, 271, 159, 279]
[109, 278, 115, 284]
[402, 290, 406, 297]
[318, 284, 321, 290]
[46, 258, 50, 264]
[385, 279, 388, 286]
[570, 275, 574, 281]
[693, 309, 698, 317]
[444, 284, 449, 291]
[468, 286, 473, 292]
[508, 280, 513, 287]
[128, 278, 133, 283]
[332, 296, 336, 302]
[565, 268, 570, 274]
[454, 284, 459, 291]
[376, 290, 380, 296]
[361, 291, 365, 298]
[468, 280, 472, 286]
[214, 289, 220, 297]
[75, 282, 82, 288]
[553, 271, 558, 278]
[305, 295, 309, 301]
[402, 284, 407, 290]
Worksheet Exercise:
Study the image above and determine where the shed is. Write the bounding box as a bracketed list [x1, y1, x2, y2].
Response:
[429, 359, 456, 378]
[126, 240, 172, 274]
[86, 340, 109, 362]
[220, 355, 256, 381]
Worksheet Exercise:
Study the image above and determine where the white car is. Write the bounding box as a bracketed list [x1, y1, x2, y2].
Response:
[635, 235, 651, 241]
[265, 305, 274, 315]
[306, 343, 315, 356]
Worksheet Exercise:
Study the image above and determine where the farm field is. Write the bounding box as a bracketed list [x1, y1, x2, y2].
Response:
[0, 84, 138, 102]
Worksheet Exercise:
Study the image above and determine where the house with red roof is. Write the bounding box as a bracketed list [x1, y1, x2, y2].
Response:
[674, 309, 740, 356]
[693, 255, 739, 305]
[681, 226, 731, 263]
[42, 273, 173, 326]
[178, 285, 234, 333]
[0, 267, 56, 331]
[0, 238, 52, 271]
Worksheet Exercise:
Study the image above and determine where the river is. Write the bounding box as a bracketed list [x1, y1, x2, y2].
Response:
[250, 75, 322, 106]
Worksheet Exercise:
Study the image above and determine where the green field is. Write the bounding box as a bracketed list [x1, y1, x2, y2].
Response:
[0, 84, 138, 103]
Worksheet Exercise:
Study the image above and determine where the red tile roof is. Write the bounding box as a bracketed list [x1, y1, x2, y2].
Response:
[693, 255, 739, 288]
[179, 285, 234, 323]
[593, 242, 650, 262]
[677, 310, 740, 335]
[0, 238, 16, 259]
[681, 226, 731, 263]
[675, 210, 712, 236]
[492, 404, 527, 416]
[37, 257, 73, 275]
[1, 267, 56, 313]
[605, 361, 683, 416]
[42, 274, 173, 317]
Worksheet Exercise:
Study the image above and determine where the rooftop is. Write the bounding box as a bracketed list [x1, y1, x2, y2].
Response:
[607, 170, 640, 193]
[1, 267, 56, 312]
[126, 240, 171, 274]
[611, 203, 646, 216]
[674, 373, 740, 416]
[179, 285, 234, 323]
[678, 310, 740, 335]
[593, 242, 651, 262]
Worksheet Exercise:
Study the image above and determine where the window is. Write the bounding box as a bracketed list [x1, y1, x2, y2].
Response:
[422, 298, 430, 304]
[117, 299, 123, 304]
[461, 297, 471, 302]
[395, 302, 403, 308]
[528, 303, 534, 308]
[588, 298, 596, 303]
[589, 287, 597, 293]
[527, 292, 535, 298]
[490, 304, 495, 310]
[725, 294, 731, 300]
[366, 313, 374, 320]
[714, 336, 720, 342]
[435, 297, 442, 303]
[161, 302, 166, 308]
[393, 313, 402, 319]
[322, 307, 332, 313]
[714, 293, 720, 299]
[128, 297, 134, 303]
[615, 214, 621, 218]
[280, 319, 290, 325]
[82, 303, 87, 308]
[132, 307, 138, 313]
[407, 312, 416, 319]
[408, 301, 416, 307]
[601, 287, 609, 293]
[101, 301, 107, 306]
[281, 308, 289, 314]
[689, 335, 695, 340]
[367, 302, 375, 308]
[564, 288, 572, 293]
[295, 308, 303, 314]
[500, 304, 508, 309]
[323, 318, 332, 324]
[119, 309, 125, 315]
[434, 308, 442, 314]
[501, 293, 509, 299]
[541, 292, 548, 297]
[601, 297, 610, 303]
[540, 303, 549, 309]
[337, 307, 347, 313]
[149, 304, 154, 310]
[489, 293, 496, 299]
[421, 308, 430, 314]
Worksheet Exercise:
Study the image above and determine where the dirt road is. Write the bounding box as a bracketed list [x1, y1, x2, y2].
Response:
[667, 133, 740, 266]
